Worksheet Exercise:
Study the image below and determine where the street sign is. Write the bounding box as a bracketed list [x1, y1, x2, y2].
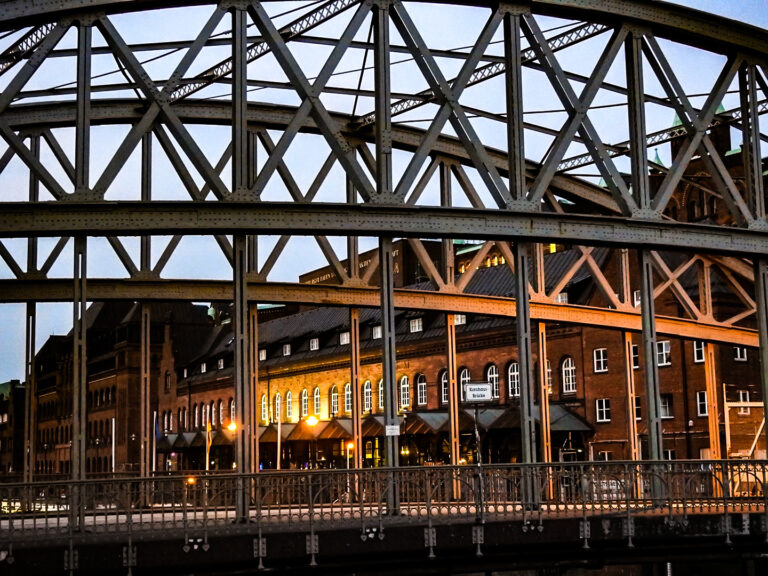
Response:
[464, 382, 492, 402]
[385, 424, 400, 436]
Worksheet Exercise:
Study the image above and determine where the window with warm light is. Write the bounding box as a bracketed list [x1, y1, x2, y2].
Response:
[487, 364, 499, 398]
[409, 318, 422, 333]
[400, 376, 410, 409]
[416, 374, 427, 406]
[363, 381, 372, 412]
[313, 387, 321, 415]
[301, 389, 308, 417]
[508, 362, 520, 397]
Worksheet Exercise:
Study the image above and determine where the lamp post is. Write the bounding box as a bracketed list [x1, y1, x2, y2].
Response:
[227, 420, 237, 470]
[346, 441, 354, 500]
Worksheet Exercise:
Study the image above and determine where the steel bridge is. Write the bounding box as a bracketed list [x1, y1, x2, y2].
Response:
[0, 0, 768, 573]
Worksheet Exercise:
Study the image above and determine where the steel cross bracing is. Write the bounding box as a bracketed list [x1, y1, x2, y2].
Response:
[0, 0, 768, 475]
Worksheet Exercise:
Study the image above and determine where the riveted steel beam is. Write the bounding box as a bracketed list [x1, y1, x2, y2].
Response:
[2, 203, 768, 256]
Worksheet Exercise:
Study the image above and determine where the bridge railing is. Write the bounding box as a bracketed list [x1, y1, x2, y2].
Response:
[1, 460, 766, 543]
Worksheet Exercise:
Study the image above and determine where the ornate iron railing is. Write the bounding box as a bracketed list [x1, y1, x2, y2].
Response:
[1, 461, 766, 545]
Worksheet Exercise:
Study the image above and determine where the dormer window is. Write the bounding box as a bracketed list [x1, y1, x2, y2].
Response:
[339, 332, 350, 345]
[372, 325, 382, 339]
[282, 344, 291, 357]
[183, 368, 188, 379]
[310, 338, 319, 351]
[409, 318, 423, 333]
[200, 362, 207, 374]
[217, 358, 224, 370]
[258, 349, 266, 362]
[454, 314, 466, 325]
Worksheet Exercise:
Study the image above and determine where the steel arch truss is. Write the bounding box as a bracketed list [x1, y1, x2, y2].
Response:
[0, 0, 768, 472]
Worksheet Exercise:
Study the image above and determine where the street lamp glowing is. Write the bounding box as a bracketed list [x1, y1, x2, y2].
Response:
[346, 441, 354, 451]
[306, 415, 319, 426]
[186, 476, 197, 486]
[227, 421, 237, 432]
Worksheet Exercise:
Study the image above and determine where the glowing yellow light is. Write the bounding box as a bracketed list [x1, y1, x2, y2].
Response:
[186, 476, 197, 486]
[227, 421, 237, 432]
[346, 442, 354, 451]
[306, 415, 319, 426]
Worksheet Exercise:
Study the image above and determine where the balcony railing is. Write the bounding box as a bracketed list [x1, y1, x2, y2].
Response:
[1, 460, 766, 545]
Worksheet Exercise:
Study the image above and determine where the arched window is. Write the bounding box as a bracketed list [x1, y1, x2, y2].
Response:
[687, 200, 698, 221]
[363, 381, 372, 412]
[487, 364, 499, 398]
[400, 376, 410, 410]
[330, 386, 338, 415]
[218, 399, 224, 426]
[193, 404, 199, 429]
[210, 401, 216, 427]
[459, 368, 470, 401]
[230, 398, 235, 423]
[274, 393, 281, 421]
[562, 356, 577, 394]
[313, 387, 321, 415]
[508, 362, 520, 397]
[286, 391, 292, 420]
[178, 408, 184, 431]
[416, 374, 427, 406]
[261, 395, 268, 422]
[440, 370, 449, 404]
[301, 389, 308, 418]
[202, 404, 209, 428]
[546, 359, 553, 394]
[378, 379, 384, 410]
[344, 383, 352, 413]
[163, 411, 169, 432]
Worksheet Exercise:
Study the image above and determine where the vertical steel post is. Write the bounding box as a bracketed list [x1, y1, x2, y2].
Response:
[232, 6, 248, 196]
[250, 304, 259, 474]
[72, 237, 87, 482]
[23, 134, 40, 483]
[640, 250, 663, 460]
[379, 237, 399, 509]
[140, 304, 151, 478]
[350, 308, 362, 469]
[504, 7, 526, 205]
[140, 134, 151, 272]
[233, 235, 252, 520]
[753, 257, 768, 457]
[704, 342, 721, 460]
[515, 243, 536, 463]
[739, 64, 765, 221]
[625, 29, 650, 212]
[75, 23, 91, 194]
[23, 303, 36, 483]
[538, 323, 551, 463]
[446, 313, 460, 466]
[372, 0, 392, 201]
[623, 333, 640, 461]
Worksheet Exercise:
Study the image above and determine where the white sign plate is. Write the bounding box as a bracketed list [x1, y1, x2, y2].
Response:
[464, 382, 492, 402]
[385, 424, 400, 436]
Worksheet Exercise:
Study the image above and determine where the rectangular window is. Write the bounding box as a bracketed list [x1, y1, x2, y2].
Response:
[596, 398, 611, 423]
[282, 344, 291, 357]
[734, 346, 748, 362]
[696, 390, 708, 417]
[664, 449, 676, 460]
[454, 314, 466, 325]
[693, 340, 705, 363]
[555, 292, 568, 304]
[309, 338, 319, 351]
[597, 451, 612, 461]
[633, 289, 641, 308]
[372, 325, 382, 340]
[660, 394, 673, 419]
[656, 340, 671, 367]
[258, 349, 266, 362]
[183, 368, 188, 379]
[593, 348, 608, 373]
[634, 396, 642, 421]
[217, 358, 224, 370]
[339, 332, 350, 345]
[738, 390, 751, 415]
[200, 362, 207, 374]
[632, 345, 640, 370]
[409, 318, 423, 333]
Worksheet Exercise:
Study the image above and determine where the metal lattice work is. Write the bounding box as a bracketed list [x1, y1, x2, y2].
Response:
[0, 0, 767, 497]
